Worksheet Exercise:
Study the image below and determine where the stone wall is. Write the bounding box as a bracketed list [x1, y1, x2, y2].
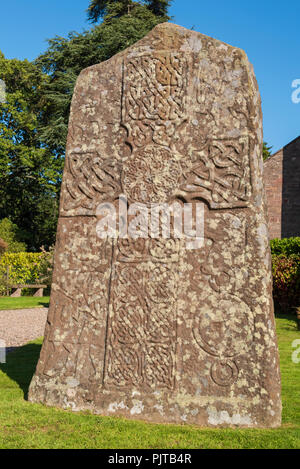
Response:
[264, 136, 300, 239]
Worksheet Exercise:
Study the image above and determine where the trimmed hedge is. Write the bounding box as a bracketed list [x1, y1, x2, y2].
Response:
[270, 238, 300, 313]
[270, 237, 300, 256]
[272, 254, 300, 313]
[0, 251, 53, 295]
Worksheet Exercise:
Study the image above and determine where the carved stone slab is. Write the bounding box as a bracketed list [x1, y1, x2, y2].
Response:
[28, 23, 281, 427]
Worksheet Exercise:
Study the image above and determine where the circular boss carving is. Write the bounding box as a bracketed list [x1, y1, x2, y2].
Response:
[122, 145, 181, 203]
[193, 295, 254, 386]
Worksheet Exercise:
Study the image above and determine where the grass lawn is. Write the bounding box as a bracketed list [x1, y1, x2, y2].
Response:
[0, 314, 299, 449]
[0, 297, 50, 310]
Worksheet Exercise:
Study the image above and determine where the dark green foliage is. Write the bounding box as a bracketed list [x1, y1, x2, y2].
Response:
[272, 254, 300, 314]
[87, 0, 135, 22]
[87, 0, 171, 23]
[263, 141, 273, 160]
[271, 238, 300, 314]
[144, 0, 172, 17]
[87, 0, 114, 22]
[0, 219, 26, 253]
[270, 237, 300, 256]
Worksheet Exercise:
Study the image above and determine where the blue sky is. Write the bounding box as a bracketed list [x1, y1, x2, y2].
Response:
[0, 0, 299, 153]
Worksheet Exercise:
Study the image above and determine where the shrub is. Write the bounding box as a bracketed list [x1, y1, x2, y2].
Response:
[272, 254, 300, 313]
[0, 218, 27, 253]
[270, 237, 300, 256]
[0, 250, 53, 296]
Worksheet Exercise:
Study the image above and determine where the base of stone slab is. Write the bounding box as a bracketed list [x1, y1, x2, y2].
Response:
[28, 379, 281, 428]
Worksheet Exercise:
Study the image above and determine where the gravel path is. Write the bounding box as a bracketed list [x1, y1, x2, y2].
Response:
[0, 308, 48, 347]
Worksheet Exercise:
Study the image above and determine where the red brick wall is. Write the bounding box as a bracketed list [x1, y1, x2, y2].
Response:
[264, 149, 283, 239]
[263, 136, 300, 239]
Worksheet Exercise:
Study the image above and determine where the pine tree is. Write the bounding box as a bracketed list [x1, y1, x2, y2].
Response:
[263, 142, 273, 161]
[87, 1, 135, 22]
[87, 0, 171, 23]
[144, 0, 171, 17]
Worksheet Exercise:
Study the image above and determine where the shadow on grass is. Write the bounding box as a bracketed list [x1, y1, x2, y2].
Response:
[37, 300, 50, 308]
[0, 342, 42, 399]
[275, 312, 299, 331]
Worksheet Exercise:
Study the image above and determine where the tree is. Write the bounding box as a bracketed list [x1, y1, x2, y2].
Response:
[87, 0, 135, 22]
[0, 53, 61, 250]
[0, 218, 26, 253]
[263, 141, 273, 161]
[144, 0, 171, 17]
[36, 1, 172, 158]
[87, 0, 171, 23]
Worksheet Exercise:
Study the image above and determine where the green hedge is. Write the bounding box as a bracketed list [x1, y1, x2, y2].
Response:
[270, 237, 300, 256]
[0, 251, 53, 296]
[272, 254, 300, 313]
[270, 238, 300, 314]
